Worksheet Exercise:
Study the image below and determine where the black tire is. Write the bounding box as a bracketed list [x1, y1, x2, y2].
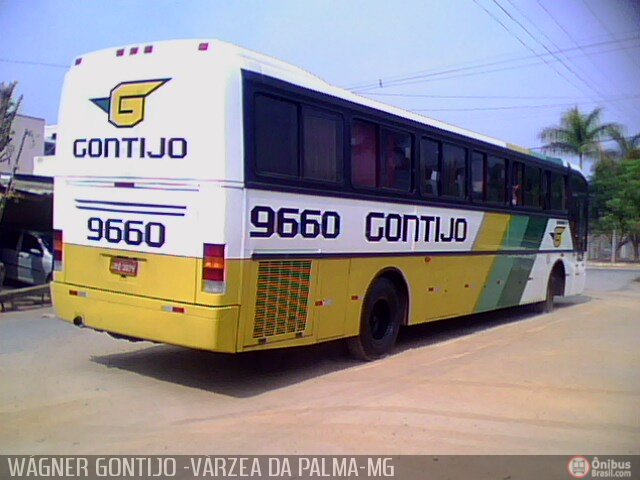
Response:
[347, 277, 402, 361]
[533, 274, 555, 314]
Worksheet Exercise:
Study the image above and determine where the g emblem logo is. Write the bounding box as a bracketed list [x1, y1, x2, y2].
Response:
[90, 79, 170, 128]
[549, 226, 566, 248]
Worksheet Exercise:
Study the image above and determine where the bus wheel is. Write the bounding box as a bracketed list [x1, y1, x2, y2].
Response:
[534, 274, 556, 314]
[347, 277, 401, 361]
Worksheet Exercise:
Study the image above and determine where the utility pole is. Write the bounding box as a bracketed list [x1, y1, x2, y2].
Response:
[0, 129, 32, 224]
[611, 229, 617, 263]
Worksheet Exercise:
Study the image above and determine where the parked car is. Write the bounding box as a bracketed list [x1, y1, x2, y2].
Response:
[0, 229, 53, 285]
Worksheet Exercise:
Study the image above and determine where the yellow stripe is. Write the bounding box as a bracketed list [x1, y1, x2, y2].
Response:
[473, 212, 510, 251]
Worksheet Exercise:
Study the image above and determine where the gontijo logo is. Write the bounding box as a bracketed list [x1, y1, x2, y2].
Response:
[90, 78, 170, 128]
[550, 225, 566, 248]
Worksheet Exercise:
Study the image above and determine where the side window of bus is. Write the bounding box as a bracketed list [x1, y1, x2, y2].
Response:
[541, 171, 550, 209]
[471, 151, 485, 202]
[420, 138, 439, 196]
[487, 156, 506, 204]
[510, 161, 524, 206]
[569, 175, 588, 252]
[523, 165, 541, 208]
[254, 94, 299, 177]
[441, 143, 466, 199]
[351, 120, 377, 188]
[302, 108, 343, 183]
[549, 172, 566, 210]
[380, 128, 412, 191]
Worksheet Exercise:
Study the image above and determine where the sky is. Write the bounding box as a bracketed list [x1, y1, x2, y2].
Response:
[1, 0, 639, 166]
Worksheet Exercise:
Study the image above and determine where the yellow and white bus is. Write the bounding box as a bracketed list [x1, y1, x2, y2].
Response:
[49, 39, 588, 360]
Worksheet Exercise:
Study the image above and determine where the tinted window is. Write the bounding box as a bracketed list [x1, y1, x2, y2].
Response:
[541, 171, 550, 209]
[569, 175, 588, 252]
[254, 95, 298, 177]
[441, 143, 466, 198]
[303, 108, 343, 183]
[420, 138, 439, 196]
[511, 162, 524, 206]
[21, 234, 41, 253]
[523, 165, 541, 207]
[380, 128, 412, 191]
[487, 156, 505, 204]
[471, 151, 485, 201]
[351, 120, 377, 188]
[549, 172, 566, 210]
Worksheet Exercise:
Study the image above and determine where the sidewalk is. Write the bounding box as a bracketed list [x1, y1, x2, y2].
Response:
[587, 261, 640, 270]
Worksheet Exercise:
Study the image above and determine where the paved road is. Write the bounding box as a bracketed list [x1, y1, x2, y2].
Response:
[1, 268, 639, 454]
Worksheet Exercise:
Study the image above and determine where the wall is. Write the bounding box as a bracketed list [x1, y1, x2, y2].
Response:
[0, 114, 45, 175]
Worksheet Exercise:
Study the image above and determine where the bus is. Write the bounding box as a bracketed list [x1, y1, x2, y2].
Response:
[48, 39, 588, 360]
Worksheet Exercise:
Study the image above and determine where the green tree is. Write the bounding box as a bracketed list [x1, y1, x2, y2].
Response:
[0, 81, 23, 164]
[538, 106, 617, 170]
[606, 125, 640, 160]
[591, 158, 640, 260]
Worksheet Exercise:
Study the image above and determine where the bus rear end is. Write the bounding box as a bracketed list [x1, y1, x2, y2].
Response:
[51, 40, 244, 352]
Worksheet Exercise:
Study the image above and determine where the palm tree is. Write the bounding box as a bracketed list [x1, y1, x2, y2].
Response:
[607, 125, 640, 160]
[538, 107, 618, 170]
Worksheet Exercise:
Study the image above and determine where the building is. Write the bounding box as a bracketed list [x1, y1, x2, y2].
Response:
[0, 114, 45, 176]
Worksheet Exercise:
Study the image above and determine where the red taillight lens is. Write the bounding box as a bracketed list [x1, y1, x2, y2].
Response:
[203, 244, 225, 280]
[53, 229, 63, 271]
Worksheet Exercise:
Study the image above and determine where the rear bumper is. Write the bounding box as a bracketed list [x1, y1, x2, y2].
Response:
[51, 281, 239, 353]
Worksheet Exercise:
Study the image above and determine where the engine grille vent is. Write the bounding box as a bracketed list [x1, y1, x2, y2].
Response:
[253, 260, 311, 338]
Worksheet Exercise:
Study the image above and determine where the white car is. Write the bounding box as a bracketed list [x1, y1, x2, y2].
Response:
[0, 229, 54, 285]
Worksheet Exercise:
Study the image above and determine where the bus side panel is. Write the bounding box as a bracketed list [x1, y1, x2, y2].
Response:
[238, 259, 319, 350]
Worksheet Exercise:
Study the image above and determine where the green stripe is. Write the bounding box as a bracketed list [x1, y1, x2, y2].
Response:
[503, 215, 529, 249]
[475, 214, 547, 312]
[497, 256, 536, 307]
[475, 255, 514, 312]
[521, 216, 548, 249]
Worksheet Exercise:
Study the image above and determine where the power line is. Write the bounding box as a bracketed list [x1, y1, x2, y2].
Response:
[487, 0, 620, 116]
[363, 91, 640, 101]
[529, 134, 639, 150]
[581, 0, 640, 71]
[534, 0, 626, 102]
[347, 34, 640, 92]
[498, 0, 637, 122]
[353, 41, 640, 94]
[410, 94, 640, 112]
[0, 58, 69, 69]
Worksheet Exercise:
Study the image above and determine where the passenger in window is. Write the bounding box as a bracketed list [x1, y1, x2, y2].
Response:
[511, 185, 522, 206]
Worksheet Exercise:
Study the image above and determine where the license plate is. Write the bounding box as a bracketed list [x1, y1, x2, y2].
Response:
[110, 257, 138, 277]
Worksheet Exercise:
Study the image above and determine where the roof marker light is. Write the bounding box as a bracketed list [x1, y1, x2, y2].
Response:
[116, 48, 124, 57]
[130, 47, 139, 55]
[74, 58, 82, 65]
[144, 45, 153, 54]
[198, 42, 209, 51]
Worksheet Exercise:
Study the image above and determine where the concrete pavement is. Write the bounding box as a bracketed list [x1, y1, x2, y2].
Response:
[0, 268, 638, 454]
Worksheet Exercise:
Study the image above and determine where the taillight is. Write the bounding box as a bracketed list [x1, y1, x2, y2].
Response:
[202, 244, 225, 293]
[53, 229, 63, 271]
